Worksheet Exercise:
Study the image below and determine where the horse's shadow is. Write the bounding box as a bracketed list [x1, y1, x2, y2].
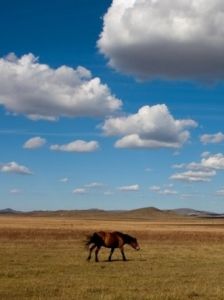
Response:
[104, 259, 129, 263]
[101, 258, 147, 263]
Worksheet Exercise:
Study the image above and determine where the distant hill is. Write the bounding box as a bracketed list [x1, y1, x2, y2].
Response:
[121, 207, 179, 219]
[171, 208, 224, 218]
[0, 207, 223, 219]
[0, 208, 21, 214]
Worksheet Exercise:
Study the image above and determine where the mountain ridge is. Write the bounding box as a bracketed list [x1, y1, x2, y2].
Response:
[0, 207, 223, 219]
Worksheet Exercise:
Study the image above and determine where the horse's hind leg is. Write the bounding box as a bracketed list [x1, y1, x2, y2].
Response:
[87, 245, 96, 261]
[95, 246, 101, 262]
[108, 248, 115, 262]
[120, 247, 127, 261]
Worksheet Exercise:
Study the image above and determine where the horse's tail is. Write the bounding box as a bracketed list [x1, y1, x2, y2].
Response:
[85, 233, 97, 247]
[85, 232, 102, 248]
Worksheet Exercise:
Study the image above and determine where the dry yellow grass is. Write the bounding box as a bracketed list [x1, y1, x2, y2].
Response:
[1, 215, 224, 299]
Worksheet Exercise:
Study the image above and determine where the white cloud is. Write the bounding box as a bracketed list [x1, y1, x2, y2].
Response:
[50, 140, 99, 153]
[149, 185, 161, 192]
[60, 177, 69, 183]
[171, 170, 216, 182]
[159, 189, 178, 195]
[98, 0, 224, 81]
[145, 167, 152, 172]
[172, 163, 186, 169]
[171, 153, 224, 183]
[0, 161, 32, 175]
[150, 185, 177, 195]
[72, 182, 104, 195]
[164, 183, 174, 188]
[102, 104, 197, 149]
[201, 151, 210, 158]
[0, 53, 122, 120]
[104, 191, 113, 196]
[23, 136, 46, 149]
[9, 188, 23, 194]
[85, 182, 104, 188]
[72, 188, 87, 194]
[180, 193, 193, 199]
[118, 184, 140, 192]
[173, 151, 181, 156]
[186, 162, 211, 172]
[201, 153, 224, 170]
[200, 132, 224, 144]
[216, 188, 224, 197]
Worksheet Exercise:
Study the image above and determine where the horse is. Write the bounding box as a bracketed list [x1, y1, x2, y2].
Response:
[86, 231, 140, 262]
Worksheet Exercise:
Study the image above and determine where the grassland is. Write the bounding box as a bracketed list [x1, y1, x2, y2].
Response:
[1, 214, 224, 300]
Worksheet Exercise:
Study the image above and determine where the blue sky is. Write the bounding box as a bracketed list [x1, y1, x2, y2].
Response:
[1, 0, 224, 212]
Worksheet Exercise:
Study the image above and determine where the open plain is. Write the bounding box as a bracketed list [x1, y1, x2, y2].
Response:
[1, 211, 224, 300]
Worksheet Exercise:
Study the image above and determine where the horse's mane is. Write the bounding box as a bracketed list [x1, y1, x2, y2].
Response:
[114, 231, 135, 243]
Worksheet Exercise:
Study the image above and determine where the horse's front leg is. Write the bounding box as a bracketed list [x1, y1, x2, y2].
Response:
[87, 244, 96, 261]
[120, 246, 127, 261]
[95, 246, 101, 262]
[108, 248, 115, 262]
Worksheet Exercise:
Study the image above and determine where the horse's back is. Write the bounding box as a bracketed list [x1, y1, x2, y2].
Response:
[98, 231, 124, 248]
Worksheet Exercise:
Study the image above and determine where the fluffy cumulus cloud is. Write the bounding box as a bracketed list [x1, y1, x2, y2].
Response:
[98, 0, 224, 81]
[23, 136, 46, 149]
[0, 53, 122, 120]
[171, 170, 216, 182]
[50, 140, 99, 153]
[200, 132, 224, 144]
[201, 153, 224, 170]
[0, 161, 32, 175]
[102, 104, 197, 149]
[171, 153, 224, 182]
[118, 184, 140, 192]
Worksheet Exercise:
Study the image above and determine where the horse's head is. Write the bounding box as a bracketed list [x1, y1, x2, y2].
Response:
[128, 236, 140, 251]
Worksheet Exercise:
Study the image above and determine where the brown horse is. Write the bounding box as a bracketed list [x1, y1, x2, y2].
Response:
[86, 231, 140, 262]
